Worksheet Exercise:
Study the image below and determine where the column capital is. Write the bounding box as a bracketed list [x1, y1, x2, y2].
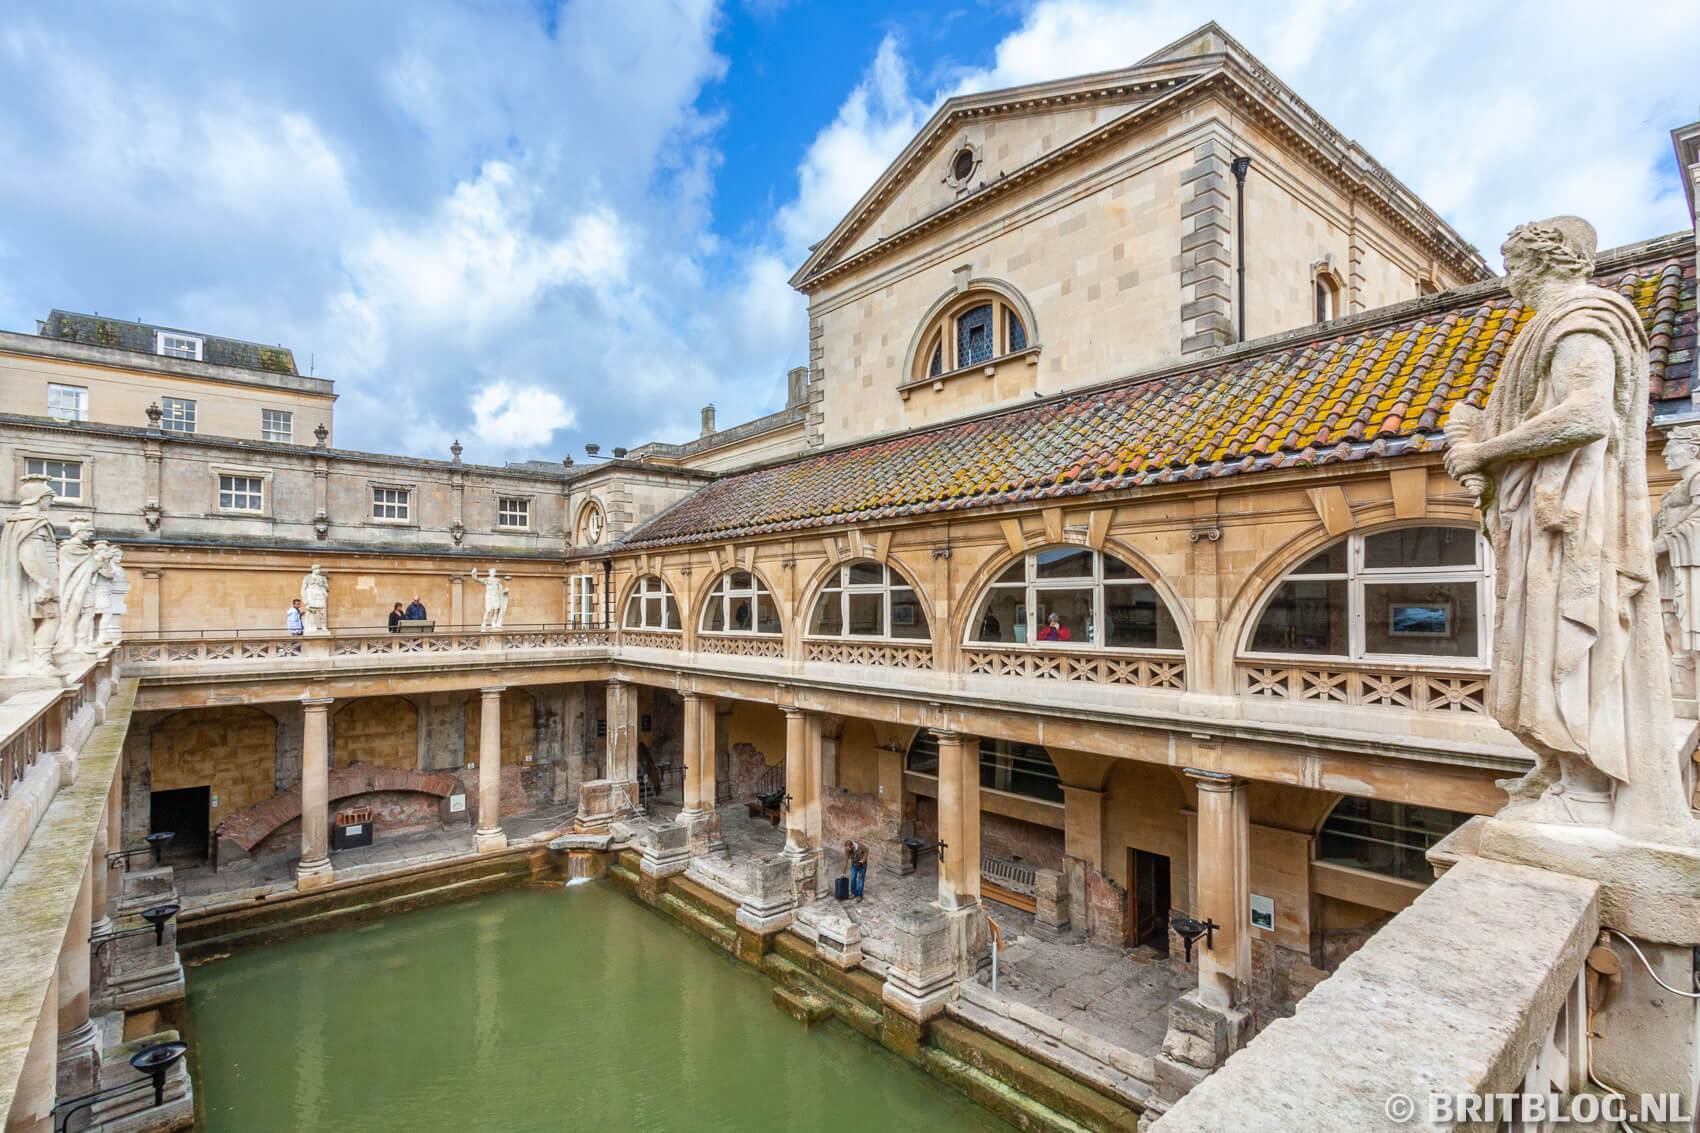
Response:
[480, 685, 507, 697]
[300, 695, 335, 708]
[681, 690, 704, 705]
[931, 729, 969, 744]
[1184, 766, 1243, 791]
[781, 705, 813, 720]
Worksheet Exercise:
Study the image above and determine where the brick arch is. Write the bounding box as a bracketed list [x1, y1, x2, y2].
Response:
[215, 766, 462, 857]
[332, 696, 419, 770]
[463, 688, 536, 765]
[150, 706, 278, 826]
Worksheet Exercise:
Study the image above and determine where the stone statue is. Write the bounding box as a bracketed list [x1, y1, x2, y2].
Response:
[300, 565, 330, 635]
[92, 543, 124, 644]
[1444, 215, 1691, 838]
[0, 476, 61, 678]
[1654, 425, 1700, 702]
[472, 567, 508, 628]
[53, 515, 98, 657]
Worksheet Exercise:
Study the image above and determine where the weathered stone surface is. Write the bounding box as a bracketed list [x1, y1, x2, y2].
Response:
[813, 914, 862, 970]
[882, 903, 955, 1023]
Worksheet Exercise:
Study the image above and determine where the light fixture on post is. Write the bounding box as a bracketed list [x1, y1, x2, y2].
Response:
[51, 1040, 188, 1132]
[1169, 911, 1219, 963]
[105, 831, 174, 871]
[90, 903, 180, 955]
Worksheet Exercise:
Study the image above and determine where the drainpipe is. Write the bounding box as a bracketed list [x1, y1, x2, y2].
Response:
[602, 557, 613, 631]
[1230, 156, 1252, 343]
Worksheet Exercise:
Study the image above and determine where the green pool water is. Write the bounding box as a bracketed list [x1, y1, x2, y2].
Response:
[185, 883, 1008, 1131]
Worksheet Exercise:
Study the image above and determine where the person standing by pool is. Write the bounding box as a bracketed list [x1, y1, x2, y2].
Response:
[841, 839, 869, 900]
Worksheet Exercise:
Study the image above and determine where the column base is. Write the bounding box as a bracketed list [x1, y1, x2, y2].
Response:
[295, 856, 334, 891]
[676, 805, 705, 826]
[474, 827, 509, 854]
[782, 845, 821, 904]
[1153, 989, 1251, 1105]
[56, 1019, 101, 1098]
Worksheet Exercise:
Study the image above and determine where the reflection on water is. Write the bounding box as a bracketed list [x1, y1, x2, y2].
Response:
[186, 884, 1007, 1132]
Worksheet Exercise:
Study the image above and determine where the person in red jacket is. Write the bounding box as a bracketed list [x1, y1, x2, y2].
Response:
[1037, 613, 1072, 642]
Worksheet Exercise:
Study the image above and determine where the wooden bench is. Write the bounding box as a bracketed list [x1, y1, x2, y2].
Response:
[981, 855, 1038, 913]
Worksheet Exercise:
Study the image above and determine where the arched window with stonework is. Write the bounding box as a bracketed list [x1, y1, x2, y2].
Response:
[623, 575, 681, 631]
[807, 561, 928, 640]
[968, 546, 1182, 651]
[699, 570, 782, 636]
[905, 281, 1039, 389]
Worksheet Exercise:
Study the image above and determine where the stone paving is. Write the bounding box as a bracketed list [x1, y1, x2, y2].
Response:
[172, 804, 577, 909]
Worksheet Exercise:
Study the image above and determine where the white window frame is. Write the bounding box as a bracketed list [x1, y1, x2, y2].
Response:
[623, 575, 681, 631]
[496, 496, 531, 531]
[806, 561, 929, 642]
[967, 546, 1183, 653]
[47, 383, 87, 422]
[371, 485, 412, 523]
[217, 473, 265, 513]
[1239, 526, 1491, 669]
[699, 570, 782, 637]
[23, 457, 84, 502]
[261, 409, 293, 443]
[569, 574, 600, 628]
[155, 331, 204, 360]
[159, 397, 196, 434]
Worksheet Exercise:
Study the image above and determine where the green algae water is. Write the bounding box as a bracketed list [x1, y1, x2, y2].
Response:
[185, 883, 1008, 1131]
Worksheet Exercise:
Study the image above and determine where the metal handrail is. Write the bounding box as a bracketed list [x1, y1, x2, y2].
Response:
[124, 621, 611, 641]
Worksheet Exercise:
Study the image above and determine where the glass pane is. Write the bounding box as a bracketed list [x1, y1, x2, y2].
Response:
[706, 597, 727, 633]
[1249, 579, 1349, 654]
[644, 597, 662, 626]
[1006, 309, 1027, 352]
[1032, 588, 1091, 643]
[847, 592, 884, 636]
[1105, 582, 1182, 649]
[972, 590, 1023, 644]
[957, 303, 994, 366]
[906, 730, 939, 774]
[979, 739, 1062, 803]
[848, 562, 884, 586]
[889, 588, 927, 639]
[730, 571, 754, 590]
[1291, 543, 1348, 574]
[1316, 798, 1470, 884]
[729, 598, 753, 631]
[663, 597, 679, 628]
[1362, 527, 1477, 570]
[1362, 581, 1479, 658]
[993, 561, 1025, 585]
[809, 591, 843, 636]
[624, 599, 642, 628]
[1034, 547, 1092, 579]
[755, 594, 782, 635]
[1103, 554, 1139, 580]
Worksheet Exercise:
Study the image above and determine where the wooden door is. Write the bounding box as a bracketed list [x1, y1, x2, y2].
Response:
[1127, 848, 1171, 951]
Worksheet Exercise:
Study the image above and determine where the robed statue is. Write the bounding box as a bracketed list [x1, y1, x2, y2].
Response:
[54, 515, 99, 656]
[300, 565, 331, 635]
[0, 476, 61, 677]
[1445, 216, 1691, 839]
[472, 567, 509, 629]
[1654, 425, 1700, 704]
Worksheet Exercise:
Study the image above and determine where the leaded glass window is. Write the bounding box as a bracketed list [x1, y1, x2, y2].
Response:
[956, 303, 994, 366]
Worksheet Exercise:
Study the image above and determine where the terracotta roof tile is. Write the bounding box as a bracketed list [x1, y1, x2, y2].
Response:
[626, 243, 1696, 550]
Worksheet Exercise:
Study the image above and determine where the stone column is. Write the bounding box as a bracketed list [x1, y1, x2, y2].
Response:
[694, 696, 718, 812]
[781, 707, 822, 899]
[934, 731, 981, 910]
[296, 696, 334, 891]
[449, 575, 465, 628]
[475, 686, 508, 853]
[605, 679, 637, 787]
[1187, 767, 1250, 1009]
[12, 973, 58, 1133]
[55, 864, 99, 1098]
[877, 743, 911, 877]
[89, 793, 113, 1006]
[679, 692, 706, 821]
[1061, 783, 1106, 937]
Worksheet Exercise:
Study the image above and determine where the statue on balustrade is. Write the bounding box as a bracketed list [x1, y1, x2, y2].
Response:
[300, 565, 331, 635]
[89, 541, 125, 647]
[472, 567, 509, 628]
[1444, 215, 1692, 839]
[1654, 425, 1700, 704]
[53, 514, 98, 658]
[0, 476, 61, 678]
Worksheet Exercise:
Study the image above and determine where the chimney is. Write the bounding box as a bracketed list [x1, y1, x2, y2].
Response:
[700, 404, 716, 437]
[786, 367, 808, 409]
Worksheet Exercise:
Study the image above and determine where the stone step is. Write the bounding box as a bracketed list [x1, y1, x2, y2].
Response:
[930, 1015, 1146, 1133]
[769, 931, 886, 1011]
[655, 892, 737, 954]
[760, 952, 884, 1041]
[771, 983, 832, 1027]
[665, 873, 740, 925]
[920, 1043, 1107, 1133]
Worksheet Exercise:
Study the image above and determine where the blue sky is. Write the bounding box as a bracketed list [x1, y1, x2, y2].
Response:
[1, 1, 1695, 463]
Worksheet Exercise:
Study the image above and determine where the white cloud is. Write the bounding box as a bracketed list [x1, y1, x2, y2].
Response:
[470, 381, 576, 448]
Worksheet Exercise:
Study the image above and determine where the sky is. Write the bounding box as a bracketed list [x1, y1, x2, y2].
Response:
[1, 1, 1695, 464]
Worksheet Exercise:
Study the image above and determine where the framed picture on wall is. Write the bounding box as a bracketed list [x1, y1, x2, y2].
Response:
[1388, 600, 1451, 637]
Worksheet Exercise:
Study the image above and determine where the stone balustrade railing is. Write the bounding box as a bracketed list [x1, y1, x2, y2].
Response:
[1236, 660, 1489, 715]
[0, 699, 52, 801]
[964, 646, 1186, 690]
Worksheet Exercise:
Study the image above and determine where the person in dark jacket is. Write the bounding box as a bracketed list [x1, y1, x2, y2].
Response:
[404, 596, 427, 621]
[388, 602, 406, 632]
[841, 839, 869, 900]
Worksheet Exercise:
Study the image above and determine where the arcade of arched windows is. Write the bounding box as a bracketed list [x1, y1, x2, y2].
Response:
[612, 523, 1492, 715]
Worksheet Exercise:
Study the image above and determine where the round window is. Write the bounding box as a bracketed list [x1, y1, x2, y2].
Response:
[951, 147, 975, 183]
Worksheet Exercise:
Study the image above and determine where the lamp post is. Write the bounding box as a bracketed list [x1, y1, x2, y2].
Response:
[104, 831, 173, 871]
[90, 903, 180, 954]
[52, 1040, 188, 1132]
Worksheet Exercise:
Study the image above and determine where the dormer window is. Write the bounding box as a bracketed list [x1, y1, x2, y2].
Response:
[156, 331, 203, 361]
[907, 283, 1037, 390]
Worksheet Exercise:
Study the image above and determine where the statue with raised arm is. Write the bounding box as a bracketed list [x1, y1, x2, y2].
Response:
[300, 564, 330, 635]
[1444, 216, 1691, 838]
[472, 566, 508, 629]
[53, 515, 98, 658]
[1, 476, 62, 678]
[1654, 425, 1700, 702]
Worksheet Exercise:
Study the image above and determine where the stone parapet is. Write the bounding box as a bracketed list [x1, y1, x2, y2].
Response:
[1030, 868, 1070, 941]
[881, 903, 956, 1024]
[734, 854, 796, 936]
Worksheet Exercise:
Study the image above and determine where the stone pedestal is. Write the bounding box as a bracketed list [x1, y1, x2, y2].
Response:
[635, 822, 689, 902]
[814, 914, 863, 970]
[735, 855, 797, 965]
[575, 778, 636, 833]
[1152, 989, 1251, 1104]
[99, 918, 186, 1015]
[1030, 867, 1071, 941]
[879, 837, 915, 878]
[114, 867, 173, 918]
[881, 903, 956, 1043]
[683, 810, 724, 857]
[943, 902, 990, 981]
[782, 846, 821, 905]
